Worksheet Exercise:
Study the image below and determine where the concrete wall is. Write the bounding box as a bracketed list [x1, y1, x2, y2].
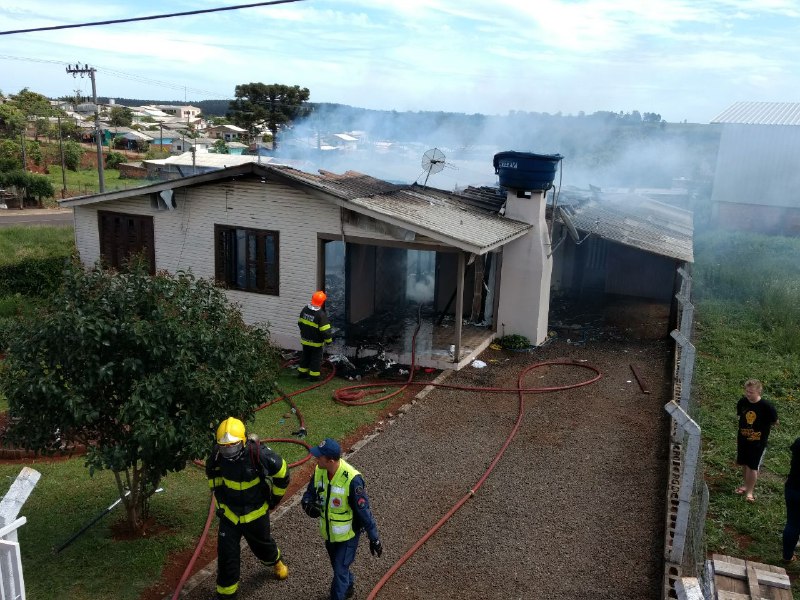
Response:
[495, 190, 552, 345]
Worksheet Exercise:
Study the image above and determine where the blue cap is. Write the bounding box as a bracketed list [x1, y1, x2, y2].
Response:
[310, 438, 341, 459]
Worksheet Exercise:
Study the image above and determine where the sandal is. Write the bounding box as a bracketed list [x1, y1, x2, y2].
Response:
[735, 486, 747, 495]
[745, 494, 756, 503]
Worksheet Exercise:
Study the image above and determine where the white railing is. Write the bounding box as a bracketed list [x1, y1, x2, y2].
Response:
[0, 467, 41, 600]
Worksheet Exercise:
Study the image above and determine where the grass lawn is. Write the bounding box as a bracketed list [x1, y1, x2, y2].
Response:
[45, 165, 144, 199]
[0, 365, 410, 600]
[694, 231, 800, 597]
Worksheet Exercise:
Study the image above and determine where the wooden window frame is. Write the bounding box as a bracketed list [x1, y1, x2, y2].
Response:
[97, 210, 155, 274]
[214, 224, 279, 295]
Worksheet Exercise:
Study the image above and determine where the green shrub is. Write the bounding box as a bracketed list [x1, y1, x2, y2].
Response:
[0, 256, 69, 297]
[497, 334, 531, 349]
[106, 152, 126, 169]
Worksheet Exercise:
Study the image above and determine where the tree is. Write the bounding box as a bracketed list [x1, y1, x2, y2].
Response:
[211, 139, 230, 154]
[0, 103, 25, 138]
[0, 139, 22, 172]
[108, 105, 134, 128]
[10, 88, 54, 118]
[228, 83, 310, 149]
[106, 151, 126, 169]
[0, 170, 54, 206]
[63, 140, 84, 171]
[2, 262, 281, 532]
[25, 172, 54, 205]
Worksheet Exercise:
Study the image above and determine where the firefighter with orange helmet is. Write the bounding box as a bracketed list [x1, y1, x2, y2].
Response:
[297, 290, 333, 381]
[206, 417, 290, 599]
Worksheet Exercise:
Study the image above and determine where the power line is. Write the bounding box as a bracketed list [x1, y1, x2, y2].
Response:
[0, 53, 232, 99]
[0, 0, 306, 36]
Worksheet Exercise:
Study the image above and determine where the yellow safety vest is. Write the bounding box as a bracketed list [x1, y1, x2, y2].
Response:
[314, 459, 360, 542]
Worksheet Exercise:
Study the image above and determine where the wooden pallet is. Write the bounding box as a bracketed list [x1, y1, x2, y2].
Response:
[713, 554, 792, 599]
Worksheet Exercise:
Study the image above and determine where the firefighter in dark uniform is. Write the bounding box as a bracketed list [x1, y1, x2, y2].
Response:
[302, 438, 382, 600]
[206, 417, 290, 599]
[297, 290, 333, 381]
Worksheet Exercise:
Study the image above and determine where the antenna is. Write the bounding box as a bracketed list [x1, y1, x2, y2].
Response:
[419, 148, 446, 186]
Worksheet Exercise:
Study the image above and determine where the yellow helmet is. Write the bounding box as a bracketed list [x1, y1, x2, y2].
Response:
[216, 417, 246, 445]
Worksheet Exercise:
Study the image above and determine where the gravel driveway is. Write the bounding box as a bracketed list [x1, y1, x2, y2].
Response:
[178, 319, 672, 600]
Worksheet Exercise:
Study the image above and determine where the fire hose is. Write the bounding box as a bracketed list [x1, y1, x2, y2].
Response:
[170, 330, 602, 599]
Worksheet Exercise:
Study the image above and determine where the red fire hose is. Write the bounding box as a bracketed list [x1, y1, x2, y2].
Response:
[171, 336, 602, 600]
[366, 359, 601, 599]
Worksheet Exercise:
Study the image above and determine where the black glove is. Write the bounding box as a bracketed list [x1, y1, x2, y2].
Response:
[302, 498, 321, 518]
[216, 507, 225, 518]
[369, 539, 383, 557]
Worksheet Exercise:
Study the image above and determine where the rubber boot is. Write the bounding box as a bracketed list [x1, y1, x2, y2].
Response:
[273, 559, 288, 580]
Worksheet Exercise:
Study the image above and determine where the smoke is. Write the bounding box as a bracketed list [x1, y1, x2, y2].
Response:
[277, 107, 717, 195]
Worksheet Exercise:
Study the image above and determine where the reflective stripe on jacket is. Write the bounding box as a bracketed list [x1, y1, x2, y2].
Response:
[298, 304, 332, 347]
[314, 459, 360, 542]
[206, 440, 289, 525]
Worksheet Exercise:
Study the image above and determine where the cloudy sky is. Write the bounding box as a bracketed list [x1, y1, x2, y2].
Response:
[1, 0, 798, 124]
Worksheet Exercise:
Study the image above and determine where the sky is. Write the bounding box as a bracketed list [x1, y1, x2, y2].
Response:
[1, 0, 799, 125]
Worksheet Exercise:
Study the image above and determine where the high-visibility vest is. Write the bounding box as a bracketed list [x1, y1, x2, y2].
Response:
[314, 459, 360, 542]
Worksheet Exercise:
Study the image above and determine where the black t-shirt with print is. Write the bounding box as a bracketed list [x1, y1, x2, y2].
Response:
[736, 396, 778, 447]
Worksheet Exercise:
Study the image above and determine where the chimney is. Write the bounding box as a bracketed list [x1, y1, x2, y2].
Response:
[493, 152, 563, 346]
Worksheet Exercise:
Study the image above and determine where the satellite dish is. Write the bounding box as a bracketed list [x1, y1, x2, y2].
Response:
[159, 189, 175, 210]
[419, 148, 447, 186]
[557, 206, 580, 242]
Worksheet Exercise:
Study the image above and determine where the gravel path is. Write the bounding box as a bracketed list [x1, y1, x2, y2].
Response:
[179, 326, 672, 600]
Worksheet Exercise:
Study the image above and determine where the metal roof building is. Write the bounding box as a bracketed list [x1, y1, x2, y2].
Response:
[710, 101, 800, 234]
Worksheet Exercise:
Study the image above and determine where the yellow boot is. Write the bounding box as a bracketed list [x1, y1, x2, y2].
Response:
[273, 559, 288, 580]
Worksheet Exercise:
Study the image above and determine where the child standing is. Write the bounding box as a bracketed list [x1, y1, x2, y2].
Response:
[735, 379, 778, 503]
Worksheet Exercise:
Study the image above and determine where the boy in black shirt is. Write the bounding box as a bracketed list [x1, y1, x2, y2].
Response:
[735, 379, 778, 503]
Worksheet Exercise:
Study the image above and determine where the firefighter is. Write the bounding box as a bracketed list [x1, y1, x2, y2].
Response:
[206, 417, 290, 600]
[301, 438, 382, 600]
[297, 290, 333, 381]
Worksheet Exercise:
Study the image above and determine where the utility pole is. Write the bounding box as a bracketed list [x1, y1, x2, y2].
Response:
[56, 114, 67, 198]
[66, 63, 105, 193]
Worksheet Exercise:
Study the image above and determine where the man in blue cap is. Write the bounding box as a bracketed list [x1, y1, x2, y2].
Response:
[302, 438, 382, 600]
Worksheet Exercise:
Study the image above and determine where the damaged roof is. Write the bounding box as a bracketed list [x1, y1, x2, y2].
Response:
[59, 162, 532, 255]
[266, 167, 532, 254]
[557, 189, 694, 263]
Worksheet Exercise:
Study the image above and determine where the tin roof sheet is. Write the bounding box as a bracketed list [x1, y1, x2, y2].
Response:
[558, 190, 693, 263]
[711, 102, 800, 125]
[271, 168, 531, 254]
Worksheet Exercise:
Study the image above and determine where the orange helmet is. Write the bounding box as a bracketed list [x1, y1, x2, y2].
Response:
[311, 291, 327, 307]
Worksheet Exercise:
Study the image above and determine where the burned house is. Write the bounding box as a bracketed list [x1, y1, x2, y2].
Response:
[60, 160, 561, 370]
[548, 187, 694, 337]
[60, 153, 691, 368]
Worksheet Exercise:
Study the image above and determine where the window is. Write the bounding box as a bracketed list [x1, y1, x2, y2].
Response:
[215, 225, 279, 295]
[98, 211, 155, 274]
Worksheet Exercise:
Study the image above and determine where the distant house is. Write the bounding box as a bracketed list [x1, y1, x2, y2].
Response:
[710, 101, 800, 235]
[206, 124, 247, 142]
[226, 141, 248, 155]
[154, 104, 202, 120]
[324, 133, 359, 151]
[103, 127, 153, 150]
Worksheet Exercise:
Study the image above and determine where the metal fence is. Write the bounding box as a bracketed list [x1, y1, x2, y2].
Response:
[0, 467, 40, 600]
[663, 266, 711, 600]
